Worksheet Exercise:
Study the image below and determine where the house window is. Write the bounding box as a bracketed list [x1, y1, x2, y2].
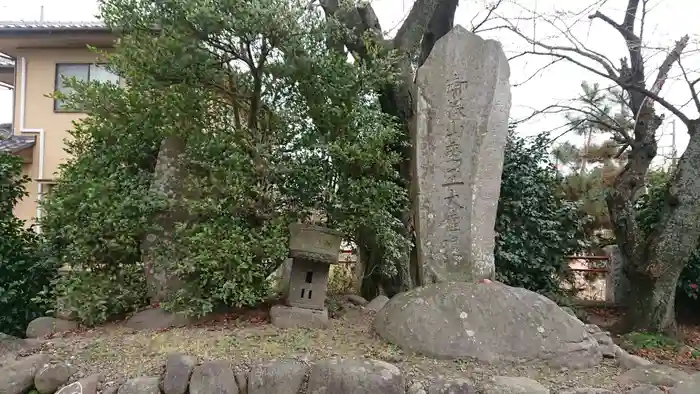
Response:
[54, 63, 120, 112]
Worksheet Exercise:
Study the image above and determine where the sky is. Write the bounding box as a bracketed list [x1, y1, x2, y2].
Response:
[1, 0, 698, 168]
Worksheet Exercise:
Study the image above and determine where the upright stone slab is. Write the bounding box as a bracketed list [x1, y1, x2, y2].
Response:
[414, 25, 511, 283]
[604, 245, 629, 305]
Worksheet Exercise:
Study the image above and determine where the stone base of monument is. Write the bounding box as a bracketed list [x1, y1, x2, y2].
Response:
[270, 304, 329, 329]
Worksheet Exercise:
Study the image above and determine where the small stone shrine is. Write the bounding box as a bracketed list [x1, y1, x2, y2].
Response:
[270, 223, 343, 329]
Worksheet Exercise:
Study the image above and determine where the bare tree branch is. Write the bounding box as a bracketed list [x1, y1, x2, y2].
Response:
[677, 57, 700, 114]
[471, 0, 505, 33]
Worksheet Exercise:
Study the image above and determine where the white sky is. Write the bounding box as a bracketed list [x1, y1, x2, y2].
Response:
[1, 0, 698, 167]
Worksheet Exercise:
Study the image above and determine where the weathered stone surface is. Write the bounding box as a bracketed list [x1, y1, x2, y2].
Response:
[344, 294, 368, 306]
[0, 354, 52, 394]
[117, 377, 160, 394]
[269, 305, 328, 329]
[373, 282, 601, 368]
[604, 245, 629, 305]
[55, 374, 102, 394]
[627, 385, 664, 394]
[235, 371, 248, 394]
[670, 372, 700, 394]
[125, 308, 191, 330]
[618, 364, 691, 387]
[559, 389, 613, 394]
[478, 376, 549, 394]
[163, 353, 196, 394]
[413, 25, 511, 283]
[35, 361, 74, 394]
[306, 358, 404, 394]
[269, 258, 293, 295]
[26, 317, 78, 338]
[0, 333, 42, 367]
[141, 135, 190, 303]
[618, 351, 653, 370]
[365, 295, 389, 312]
[189, 361, 238, 394]
[427, 378, 476, 394]
[407, 382, 427, 394]
[248, 359, 307, 394]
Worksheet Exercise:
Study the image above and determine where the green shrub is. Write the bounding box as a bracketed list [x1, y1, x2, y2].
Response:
[495, 129, 590, 299]
[39, 81, 161, 325]
[0, 153, 56, 336]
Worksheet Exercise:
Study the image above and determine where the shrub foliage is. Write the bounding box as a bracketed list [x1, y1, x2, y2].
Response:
[495, 129, 590, 299]
[0, 153, 55, 336]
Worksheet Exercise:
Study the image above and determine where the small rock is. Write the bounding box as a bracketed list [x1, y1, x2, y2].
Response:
[125, 308, 191, 330]
[163, 353, 197, 394]
[307, 358, 404, 394]
[479, 376, 549, 394]
[56, 374, 103, 394]
[35, 361, 74, 394]
[0, 354, 53, 394]
[344, 294, 368, 306]
[190, 361, 238, 394]
[365, 295, 389, 312]
[26, 317, 78, 338]
[117, 377, 160, 394]
[427, 378, 476, 394]
[627, 385, 664, 394]
[407, 382, 427, 394]
[671, 372, 700, 394]
[248, 359, 307, 394]
[618, 351, 653, 370]
[618, 364, 691, 387]
[559, 389, 614, 394]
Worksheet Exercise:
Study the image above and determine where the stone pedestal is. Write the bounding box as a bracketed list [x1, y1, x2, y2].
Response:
[604, 245, 629, 305]
[269, 304, 329, 329]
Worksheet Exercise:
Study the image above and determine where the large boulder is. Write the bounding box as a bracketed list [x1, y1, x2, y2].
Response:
[373, 282, 602, 368]
[26, 317, 78, 339]
[0, 333, 42, 368]
[0, 354, 52, 394]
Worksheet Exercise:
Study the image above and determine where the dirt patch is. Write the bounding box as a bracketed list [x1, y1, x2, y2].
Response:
[30, 299, 632, 392]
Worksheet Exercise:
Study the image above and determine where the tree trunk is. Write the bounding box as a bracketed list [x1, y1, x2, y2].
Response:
[620, 120, 700, 332]
[623, 261, 682, 333]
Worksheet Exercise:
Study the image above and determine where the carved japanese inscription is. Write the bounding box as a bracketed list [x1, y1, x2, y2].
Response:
[414, 25, 511, 283]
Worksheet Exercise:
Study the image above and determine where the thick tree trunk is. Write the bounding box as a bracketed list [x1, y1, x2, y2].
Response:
[618, 120, 700, 332]
[623, 262, 682, 333]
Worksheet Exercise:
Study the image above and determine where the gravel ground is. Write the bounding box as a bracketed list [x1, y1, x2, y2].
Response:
[33, 302, 634, 392]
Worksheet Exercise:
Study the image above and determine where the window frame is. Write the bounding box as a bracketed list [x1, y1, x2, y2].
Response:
[53, 63, 120, 113]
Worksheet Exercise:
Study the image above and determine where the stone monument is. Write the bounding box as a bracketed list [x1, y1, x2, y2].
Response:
[413, 25, 511, 283]
[270, 223, 343, 329]
[604, 244, 629, 305]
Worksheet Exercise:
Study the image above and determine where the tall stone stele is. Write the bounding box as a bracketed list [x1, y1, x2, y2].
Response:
[270, 223, 343, 329]
[413, 25, 511, 284]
